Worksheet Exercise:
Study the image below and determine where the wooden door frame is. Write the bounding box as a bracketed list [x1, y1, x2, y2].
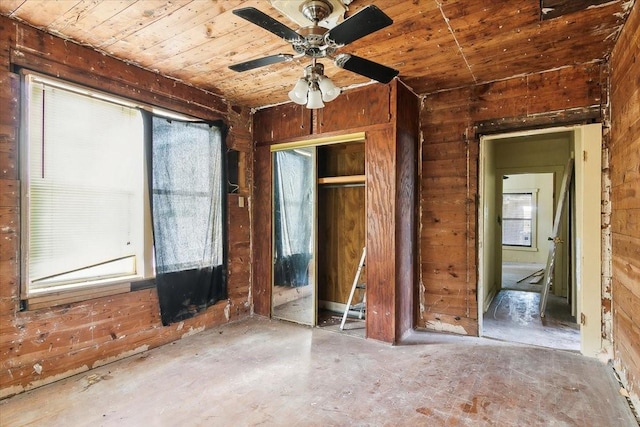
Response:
[478, 124, 603, 356]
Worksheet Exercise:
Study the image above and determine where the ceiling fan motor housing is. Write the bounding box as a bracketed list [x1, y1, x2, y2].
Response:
[294, 26, 336, 57]
[300, 0, 334, 23]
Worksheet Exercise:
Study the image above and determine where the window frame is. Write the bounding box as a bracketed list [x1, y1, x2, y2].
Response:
[501, 190, 539, 250]
[19, 70, 223, 309]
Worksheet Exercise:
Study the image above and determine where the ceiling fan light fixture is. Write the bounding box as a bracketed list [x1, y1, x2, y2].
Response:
[289, 61, 340, 108]
[306, 83, 325, 109]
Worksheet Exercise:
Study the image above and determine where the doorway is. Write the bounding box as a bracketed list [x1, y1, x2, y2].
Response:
[478, 124, 602, 356]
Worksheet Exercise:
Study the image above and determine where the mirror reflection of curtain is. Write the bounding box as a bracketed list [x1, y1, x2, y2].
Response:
[151, 117, 226, 325]
[273, 149, 313, 287]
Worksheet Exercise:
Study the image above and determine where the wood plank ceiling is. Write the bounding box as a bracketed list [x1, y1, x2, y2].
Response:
[0, 0, 634, 109]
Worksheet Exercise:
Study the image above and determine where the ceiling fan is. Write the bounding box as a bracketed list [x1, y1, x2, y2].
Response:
[228, 0, 399, 108]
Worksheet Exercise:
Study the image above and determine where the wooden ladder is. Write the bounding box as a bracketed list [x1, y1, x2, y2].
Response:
[340, 247, 366, 330]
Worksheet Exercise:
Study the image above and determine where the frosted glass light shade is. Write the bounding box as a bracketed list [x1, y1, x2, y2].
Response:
[292, 78, 308, 97]
[319, 77, 340, 102]
[288, 78, 308, 105]
[306, 87, 325, 109]
[288, 89, 307, 105]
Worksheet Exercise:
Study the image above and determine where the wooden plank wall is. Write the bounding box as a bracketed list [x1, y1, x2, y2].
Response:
[317, 185, 366, 305]
[419, 63, 606, 336]
[317, 143, 366, 305]
[0, 17, 253, 398]
[609, 2, 640, 408]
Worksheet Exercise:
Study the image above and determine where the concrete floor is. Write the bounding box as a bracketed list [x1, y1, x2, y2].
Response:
[483, 263, 580, 351]
[1, 316, 636, 427]
[483, 290, 580, 351]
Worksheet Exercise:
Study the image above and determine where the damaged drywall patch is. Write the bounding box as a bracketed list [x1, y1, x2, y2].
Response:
[426, 320, 468, 335]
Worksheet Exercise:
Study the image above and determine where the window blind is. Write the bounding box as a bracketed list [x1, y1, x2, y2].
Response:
[26, 78, 145, 290]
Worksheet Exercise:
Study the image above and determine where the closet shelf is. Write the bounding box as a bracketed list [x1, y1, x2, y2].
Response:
[318, 175, 366, 185]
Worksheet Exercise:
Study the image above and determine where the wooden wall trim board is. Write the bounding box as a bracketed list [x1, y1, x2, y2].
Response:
[251, 144, 272, 317]
[270, 132, 366, 152]
[0, 17, 253, 398]
[609, 0, 640, 409]
[394, 81, 420, 341]
[365, 126, 397, 342]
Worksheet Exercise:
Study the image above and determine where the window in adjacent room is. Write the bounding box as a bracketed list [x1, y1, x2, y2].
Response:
[502, 192, 535, 247]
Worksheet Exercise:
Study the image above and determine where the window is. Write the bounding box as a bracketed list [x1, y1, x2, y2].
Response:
[21, 72, 226, 312]
[502, 192, 534, 247]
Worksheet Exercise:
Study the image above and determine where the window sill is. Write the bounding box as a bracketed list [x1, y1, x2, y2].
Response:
[23, 277, 154, 310]
[502, 245, 538, 252]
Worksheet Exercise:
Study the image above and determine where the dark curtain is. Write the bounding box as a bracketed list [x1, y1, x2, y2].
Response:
[150, 116, 226, 325]
[273, 149, 313, 287]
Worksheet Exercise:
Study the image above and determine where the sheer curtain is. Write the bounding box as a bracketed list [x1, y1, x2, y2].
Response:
[273, 149, 314, 287]
[151, 117, 226, 325]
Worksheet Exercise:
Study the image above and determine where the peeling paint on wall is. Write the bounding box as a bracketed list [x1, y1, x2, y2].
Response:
[181, 326, 205, 339]
[614, 358, 640, 416]
[92, 345, 151, 370]
[224, 300, 231, 321]
[0, 365, 90, 400]
[601, 154, 614, 346]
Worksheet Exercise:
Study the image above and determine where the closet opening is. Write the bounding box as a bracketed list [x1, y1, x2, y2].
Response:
[270, 133, 366, 337]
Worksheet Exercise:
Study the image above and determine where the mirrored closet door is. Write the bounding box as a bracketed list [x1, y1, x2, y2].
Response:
[271, 146, 316, 325]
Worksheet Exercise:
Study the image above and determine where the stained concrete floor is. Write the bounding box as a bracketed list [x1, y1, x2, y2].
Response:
[1, 316, 636, 427]
[482, 263, 580, 351]
[483, 290, 580, 351]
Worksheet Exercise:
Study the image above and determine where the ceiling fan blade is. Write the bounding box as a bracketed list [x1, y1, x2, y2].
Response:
[335, 54, 399, 84]
[325, 5, 393, 46]
[233, 7, 301, 42]
[229, 54, 294, 72]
